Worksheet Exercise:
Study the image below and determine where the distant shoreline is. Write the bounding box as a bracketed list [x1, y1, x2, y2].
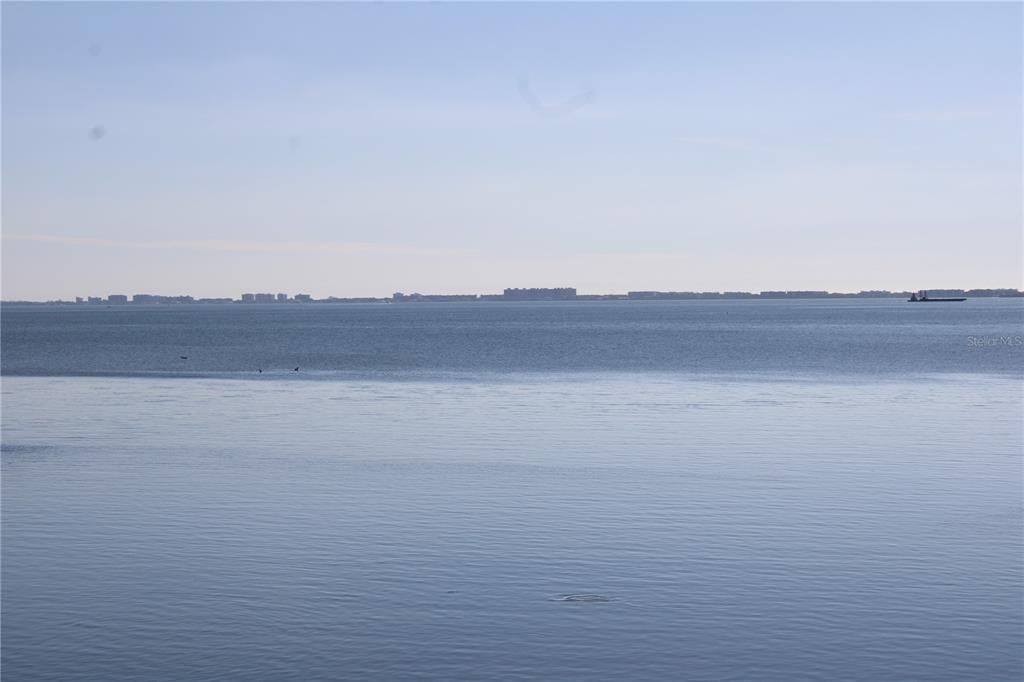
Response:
[3, 287, 1022, 306]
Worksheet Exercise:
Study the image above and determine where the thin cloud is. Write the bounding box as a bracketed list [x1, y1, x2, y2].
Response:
[2, 233, 468, 257]
[891, 109, 993, 123]
[676, 135, 767, 152]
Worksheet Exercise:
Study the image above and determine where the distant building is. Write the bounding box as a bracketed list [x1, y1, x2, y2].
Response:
[294, 293, 313, 302]
[254, 293, 275, 303]
[502, 287, 576, 301]
[107, 294, 128, 304]
[855, 291, 902, 298]
[87, 297, 103, 304]
[125, 294, 194, 304]
[241, 293, 256, 303]
[75, 297, 84, 304]
[966, 288, 1024, 297]
[759, 291, 830, 299]
[627, 291, 728, 300]
[393, 292, 479, 302]
[322, 297, 387, 304]
[276, 293, 288, 302]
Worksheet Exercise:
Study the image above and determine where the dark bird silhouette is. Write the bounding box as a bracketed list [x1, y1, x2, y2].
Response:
[258, 368, 262, 373]
[293, 367, 299, 372]
[180, 356, 188, 360]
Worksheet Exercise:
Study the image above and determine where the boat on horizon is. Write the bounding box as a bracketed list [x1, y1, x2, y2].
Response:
[908, 291, 966, 302]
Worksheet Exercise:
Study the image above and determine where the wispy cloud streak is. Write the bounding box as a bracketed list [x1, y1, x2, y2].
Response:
[3, 233, 467, 257]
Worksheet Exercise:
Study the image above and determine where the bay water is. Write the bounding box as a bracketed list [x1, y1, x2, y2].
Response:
[2, 299, 1022, 680]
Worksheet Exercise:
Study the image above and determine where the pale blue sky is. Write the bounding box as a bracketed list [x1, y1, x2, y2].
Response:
[2, 2, 1021, 299]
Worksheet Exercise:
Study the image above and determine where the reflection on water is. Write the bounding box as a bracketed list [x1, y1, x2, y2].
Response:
[3, 299, 1023, 378]
[2, 374, 1021, 681]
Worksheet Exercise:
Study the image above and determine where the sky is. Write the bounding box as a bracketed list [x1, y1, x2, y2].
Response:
[2, 2, 1021, 300]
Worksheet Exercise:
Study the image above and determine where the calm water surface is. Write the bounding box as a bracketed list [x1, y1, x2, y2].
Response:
[2, 301, 1022, 680]
[2, 298, 1022, 377]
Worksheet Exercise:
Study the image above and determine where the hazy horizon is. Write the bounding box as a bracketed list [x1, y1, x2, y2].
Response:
[3, 282, 1022, 304]
[3, 2, 1022, 300]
